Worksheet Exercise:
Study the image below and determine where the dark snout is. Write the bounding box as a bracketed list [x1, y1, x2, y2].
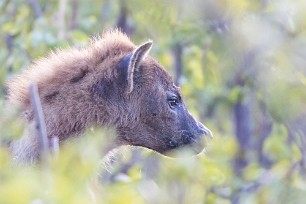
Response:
[163, 105, 212, 156]
[181, 122, 212, 144]
[164, 120, 212, 157]
[186, 111, 212, 139]
[178, 113, 213, 154]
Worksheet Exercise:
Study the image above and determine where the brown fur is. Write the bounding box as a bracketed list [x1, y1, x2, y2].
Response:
[8, 29, 211, 163]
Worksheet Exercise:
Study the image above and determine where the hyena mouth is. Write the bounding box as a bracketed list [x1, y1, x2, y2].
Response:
[164, 132, 199, 150]
[181, 129, 212, 154]
[182, 132, 195, 144]
[159, 125, 213, 155]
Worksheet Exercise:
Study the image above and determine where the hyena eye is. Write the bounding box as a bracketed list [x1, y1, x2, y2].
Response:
[168, 97, 179, 109]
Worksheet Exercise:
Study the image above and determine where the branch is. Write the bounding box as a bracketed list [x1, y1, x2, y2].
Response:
[58, 0, 68, 40]
[69, 0, 79, 30]
[29, 84, 49, 161]
[26, 0, 43, 18]
[227, 170, 275, 204]
[173, 43, 183, 86]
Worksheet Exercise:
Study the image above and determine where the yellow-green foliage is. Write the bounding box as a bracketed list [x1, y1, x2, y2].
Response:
[1, 0, 306, 203]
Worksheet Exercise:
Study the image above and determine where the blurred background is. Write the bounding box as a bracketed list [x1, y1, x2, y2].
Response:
[1, 0, 306, 203]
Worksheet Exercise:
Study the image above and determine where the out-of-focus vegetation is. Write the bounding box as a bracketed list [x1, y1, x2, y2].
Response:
[1, 0, 306, 203]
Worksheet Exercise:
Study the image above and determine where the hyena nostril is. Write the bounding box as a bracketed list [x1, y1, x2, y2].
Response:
[196, 122, 213, 138]
[201, 127, 213, 138]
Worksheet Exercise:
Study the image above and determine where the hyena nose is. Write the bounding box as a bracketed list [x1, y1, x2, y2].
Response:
[196, 122, 213, 138]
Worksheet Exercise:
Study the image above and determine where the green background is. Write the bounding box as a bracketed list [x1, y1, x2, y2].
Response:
[1, 0, 306, 203]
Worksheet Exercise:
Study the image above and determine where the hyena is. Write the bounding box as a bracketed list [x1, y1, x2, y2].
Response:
[7, 30, 212, 163]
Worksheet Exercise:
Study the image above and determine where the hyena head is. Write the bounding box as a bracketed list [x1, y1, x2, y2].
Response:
[95, 40, 212, 154]
[8, 30, 212, 156]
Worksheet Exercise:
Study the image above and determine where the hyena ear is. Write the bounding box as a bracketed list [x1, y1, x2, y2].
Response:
[119, 41, 153, 94]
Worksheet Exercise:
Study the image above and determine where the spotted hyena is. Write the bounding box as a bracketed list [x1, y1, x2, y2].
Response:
[7, 30, 212, 163]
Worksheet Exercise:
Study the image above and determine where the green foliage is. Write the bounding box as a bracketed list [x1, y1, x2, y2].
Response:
[1, 0, 306, 203]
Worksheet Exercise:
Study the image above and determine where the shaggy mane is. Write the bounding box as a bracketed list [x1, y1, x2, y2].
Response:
[7, 29, 135, 108]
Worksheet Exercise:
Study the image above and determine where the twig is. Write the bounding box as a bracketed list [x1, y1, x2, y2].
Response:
[230, 170, 275, 204]
[29, 84, 49, 161]
[27, 0, 43, 18]
[70, 0, 79, 30]
[58, 0, 68, 40]
[173, 43, 183, 86]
